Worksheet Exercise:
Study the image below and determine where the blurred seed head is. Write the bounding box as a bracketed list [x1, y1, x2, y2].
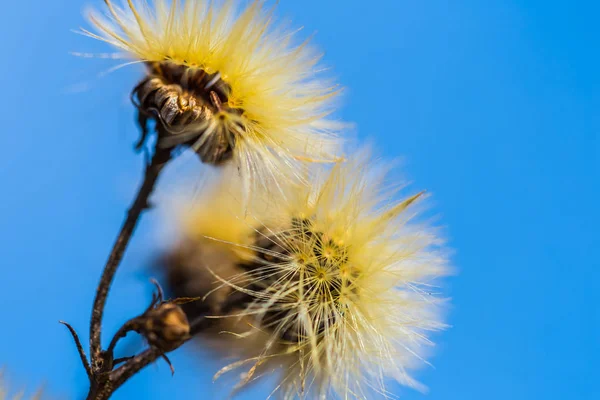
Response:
[161, 154, 450, 399]
[83, 0, 345, 198]
[0, 371, 43, 400]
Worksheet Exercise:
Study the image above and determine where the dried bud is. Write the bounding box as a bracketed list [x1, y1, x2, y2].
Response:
[138, 303, 190, 352]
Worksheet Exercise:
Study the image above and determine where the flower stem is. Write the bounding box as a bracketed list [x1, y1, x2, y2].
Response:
[89, 146, 172, 372]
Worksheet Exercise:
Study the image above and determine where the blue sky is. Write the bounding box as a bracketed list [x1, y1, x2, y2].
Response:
[0, 0, 597, 399]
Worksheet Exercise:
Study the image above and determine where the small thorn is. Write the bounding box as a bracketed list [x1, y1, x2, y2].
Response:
[160, 353, 175, 375]
[60, 321, 93, 380]
[150, 278, 165, 304]
[144, 279, 170, 313]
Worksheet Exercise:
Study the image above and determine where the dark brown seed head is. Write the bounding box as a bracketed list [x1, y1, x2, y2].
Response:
[133, 61, 244, 165]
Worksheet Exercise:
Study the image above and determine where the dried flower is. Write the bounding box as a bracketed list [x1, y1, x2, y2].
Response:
[163, 155, 449, 399]
[83, 0, 344, 197]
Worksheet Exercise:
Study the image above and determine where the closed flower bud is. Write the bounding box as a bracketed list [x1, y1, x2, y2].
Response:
[139, 303, 191, 351]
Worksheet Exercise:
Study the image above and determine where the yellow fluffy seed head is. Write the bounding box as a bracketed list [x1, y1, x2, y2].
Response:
[84, 0, 344, 198]
[165, 156, 449, 399]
